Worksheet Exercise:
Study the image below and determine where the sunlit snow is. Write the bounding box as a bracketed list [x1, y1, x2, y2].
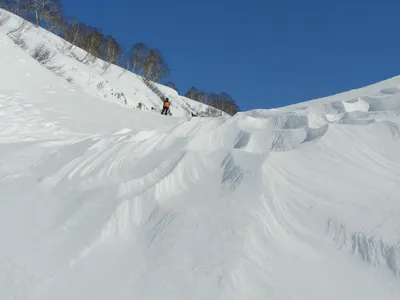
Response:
[1, 8, 400, 300]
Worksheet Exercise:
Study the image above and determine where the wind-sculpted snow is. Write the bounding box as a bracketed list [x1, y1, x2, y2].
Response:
[2, 8, 400, 300]
[327, 219, 400, 277]
[1, 92, 400, 299]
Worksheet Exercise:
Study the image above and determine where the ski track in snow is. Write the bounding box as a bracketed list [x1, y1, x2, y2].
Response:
[1, 8, 400, 300]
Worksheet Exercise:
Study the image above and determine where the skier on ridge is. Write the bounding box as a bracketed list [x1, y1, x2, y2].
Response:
[161, 98, 170, 115]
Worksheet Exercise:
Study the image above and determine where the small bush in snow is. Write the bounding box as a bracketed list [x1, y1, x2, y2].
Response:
[110, 89, 127, 105]
[15, 37, 28, 50]
[7, 20, 31, 49]
[203, 107, 221, 117]
[96, 81, 105, 90]
[0, 12, 11, 27]
[101, 62, 111, 74]
[81, 53, 96, 64]
[31, 43, 64, 76]
[66, 76, 74, 84]
[47, 64, 65, 76]
[31, 43, 55, 65]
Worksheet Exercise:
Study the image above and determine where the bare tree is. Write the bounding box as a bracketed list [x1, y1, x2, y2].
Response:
[118, 51, 132, 77]
[8, 0, 29, 18]
[185, 87, 197, 99]
[185, 87, 207, 103]
[43, 6, 64, 34]
[78, 25, 103, 62]
[143, 48, 170, 82]
[101, 35, 122, 64]
[28, 0, 62, 28]
[62, 19, 82, 50]
[0, 0, 7, 9]
[129, 43, 171, 82]
[130, 42, 149, 75]
[165, 81, 179, 93]
[99, 36, 122, 74]
[209, 92, 239, 116]
[221, 98, 239, 116]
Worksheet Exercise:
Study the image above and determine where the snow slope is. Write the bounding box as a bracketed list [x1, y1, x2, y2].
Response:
[1, 8, 400, 300]
[0, 9, 220, 117]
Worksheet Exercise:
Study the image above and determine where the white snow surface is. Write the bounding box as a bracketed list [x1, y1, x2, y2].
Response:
[1, 9, 400, 300]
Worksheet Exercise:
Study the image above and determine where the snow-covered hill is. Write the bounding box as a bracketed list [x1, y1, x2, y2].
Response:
[0, 9, 221, 118]
[1, 8, 400, 300]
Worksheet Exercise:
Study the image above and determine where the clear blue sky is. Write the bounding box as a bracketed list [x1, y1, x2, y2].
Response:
[63, 0, 400, 111]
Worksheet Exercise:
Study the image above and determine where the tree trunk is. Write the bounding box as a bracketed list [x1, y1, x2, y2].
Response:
[35, 10, 39, 27]
[79, 51, 90, 63]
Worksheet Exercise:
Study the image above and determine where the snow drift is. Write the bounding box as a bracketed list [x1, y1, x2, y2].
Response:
[1, 8, 400, 300]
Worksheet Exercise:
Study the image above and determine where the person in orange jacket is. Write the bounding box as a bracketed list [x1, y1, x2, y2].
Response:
[161, 98, 170, 115]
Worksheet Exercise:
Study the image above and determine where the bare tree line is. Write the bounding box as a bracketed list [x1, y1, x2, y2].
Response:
[0, 0, 240, 115]
[184, 87, 239, 116]
[0, 0, 62, 27]
[0, 0, 170, 82]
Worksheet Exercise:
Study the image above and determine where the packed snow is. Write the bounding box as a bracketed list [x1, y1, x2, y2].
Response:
[1, 8, 400, 300]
